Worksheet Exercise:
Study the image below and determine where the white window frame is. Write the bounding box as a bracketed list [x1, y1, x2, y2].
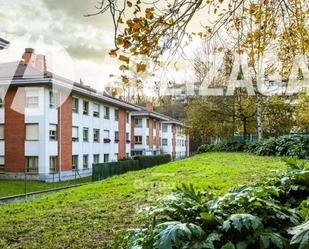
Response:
[104, 106, 110, 119]
[135, 118, 142, 128]
[83, 127, 89, 142]
[135, 136, 142, 144]
[49, 91, 55, 108]
[72, 126, 79, 142]
[72, 97, 79, 113]
[162, 138, 168, 146]
[49, 156, 57, 173]
[26, 96, 39, 108]
[83, 155, 89, 169]
[72, 155, 78, 170]
[49, 124, 57, 141]
[93, 154, 100, 164]
[93, 103, 100, 117]
[93, 129, 100, 142]
[0, 124, 4, 140]
[26, 124, 39, 141]
[26, 156, 39, 173]
[83, 100, 89, 115]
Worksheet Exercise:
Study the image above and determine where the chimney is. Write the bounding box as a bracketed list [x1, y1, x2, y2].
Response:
[22, 48, 36, 66]
[22, 48, 47, 72]
[145, 102, 153, 111]
[35, 54, 47, 72]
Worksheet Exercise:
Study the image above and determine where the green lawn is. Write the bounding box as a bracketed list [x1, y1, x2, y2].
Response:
[0, 153, 287, 248]
[0, 176, 92, 198]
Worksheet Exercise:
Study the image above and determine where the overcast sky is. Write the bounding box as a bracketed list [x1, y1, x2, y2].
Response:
[0, 0, 203, 92]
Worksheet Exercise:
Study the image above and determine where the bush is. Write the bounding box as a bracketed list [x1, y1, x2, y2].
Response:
[92, 154, 172, 181]
[123, 160, 309, 249]
[197, 135, 309, 159]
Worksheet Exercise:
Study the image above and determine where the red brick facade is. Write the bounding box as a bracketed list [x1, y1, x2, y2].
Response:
[148, 118, 153, 148]
[4, 87, 26, 172]
[118, 109, 126, 158]
[156, 120, 160, 147]
[57, 93, 72, 171]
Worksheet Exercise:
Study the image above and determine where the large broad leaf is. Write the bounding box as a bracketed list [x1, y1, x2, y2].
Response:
[189, 232, 222, 249]
[223, 214, 263, 233]
[259, 231, 285, 249]
[154, 221, 204, 249]
[221, 241, 236, 249]
[289, 220, 309, 249]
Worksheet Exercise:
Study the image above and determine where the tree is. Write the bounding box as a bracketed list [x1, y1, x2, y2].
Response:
[295, 92, 309, 133]
[89, 0, 309, 139]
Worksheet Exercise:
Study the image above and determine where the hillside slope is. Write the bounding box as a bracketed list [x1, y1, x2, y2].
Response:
[0, 153, 285, 248]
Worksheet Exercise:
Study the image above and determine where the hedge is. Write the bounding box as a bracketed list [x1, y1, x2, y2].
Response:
[197, 135, 309, 159]
[92, 154, 172, 182]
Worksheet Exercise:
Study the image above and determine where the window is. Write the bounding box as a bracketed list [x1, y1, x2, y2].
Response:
[104, 106, 110, 119]
[0, 124, 4, 140]
[135, 118, 142, 128]
[72, 155, 78, 170]
[26, 157, 38, 173]
[83, 155, 89, 169]
[93, 129, 100, 142]
[93, 103, 100, 117]
[83, 128, 89, 142]
[26, 124, 39, 140]
[93, 154, 100, 164]
[49, 156, 57, 173]
[0, 95, 4, 108]
[115, 131, 119, 142]
[162, 124, 168, 132]
[126, 112, 130, 123]
[115, 109, 119, 121]
[72, 126, 79, 142]
[162, 138, 168, 146]
[26, 96, 39, 108]
[72, 97, 79, 113]
[126, 132, 130, 141]
[104, 130, 110, 138]
[147, 119, 149, 128]
[135, 136, 142, 145]
[104, 154, 109, 163]
[49, 124, 57, 141]
[153, 120, 157, 129]
[146, 136, 149, 145]
[83, 100, 89, 115]
[0, 156, 4, 172]
[49, 91, 55, 108]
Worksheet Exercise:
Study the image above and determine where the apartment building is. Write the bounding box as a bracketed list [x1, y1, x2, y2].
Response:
[131, 103, 189, 160]
[0, 48, 189, 181]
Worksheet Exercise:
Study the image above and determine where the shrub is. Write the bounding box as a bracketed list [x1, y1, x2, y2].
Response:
[124, 160, 309, 249]
[197, 135, 309, 159]
[92, 154, 172, 181]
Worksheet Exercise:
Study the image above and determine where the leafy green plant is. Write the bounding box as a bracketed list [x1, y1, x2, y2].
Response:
[125, 159, 309, 249]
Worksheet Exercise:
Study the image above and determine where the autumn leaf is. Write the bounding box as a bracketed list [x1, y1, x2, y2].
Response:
[127, 1, 133, 7]
[122, 75, 129, 84]
[109, 49, 118, 58]
[145, 8, 154, 20]
[119, 55, 130, 64]
[119, 64, 128, 71]
[136, 63, 147, 73]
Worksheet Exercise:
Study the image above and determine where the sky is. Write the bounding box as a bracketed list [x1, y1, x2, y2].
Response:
[0, 0, 205, 93]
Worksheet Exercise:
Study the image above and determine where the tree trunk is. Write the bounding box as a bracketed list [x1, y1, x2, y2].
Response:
[256, 94, 263, 140]
[243, 117, 247, 140]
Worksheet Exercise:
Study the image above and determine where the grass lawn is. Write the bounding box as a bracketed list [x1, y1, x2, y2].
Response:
[0, 176, 92, 198]
[0, 153, 287, 248]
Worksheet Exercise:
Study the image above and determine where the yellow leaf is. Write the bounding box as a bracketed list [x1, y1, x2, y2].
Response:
[109, 49, 118, 58]
[122, 75, 129, 84]
[119, 55, 130, 64]
[136, 63, 147, 73]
